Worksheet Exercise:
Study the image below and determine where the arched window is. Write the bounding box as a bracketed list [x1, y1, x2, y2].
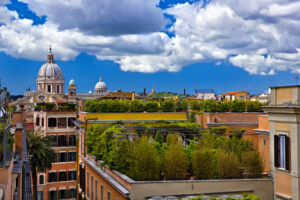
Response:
[47, 85, 51, 93]
[57, 85, 60, 93]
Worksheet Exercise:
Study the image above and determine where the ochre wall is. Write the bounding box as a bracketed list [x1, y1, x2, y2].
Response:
[275, 87, 293, 105]
[275, 171, 292, 197]
[79, 112, 187, 122]
[258, 135, 270, 173]
[258, 115, 269, 130]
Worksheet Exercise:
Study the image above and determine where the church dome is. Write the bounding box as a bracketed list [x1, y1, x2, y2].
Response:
[37, 48, 63, 81]
[69, 78, 76, 86]
[94, 77, 108, 94]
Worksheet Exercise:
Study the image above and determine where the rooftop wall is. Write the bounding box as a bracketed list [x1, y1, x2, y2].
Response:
[130, 179, 273, 200]
[78, 112, 188, 122]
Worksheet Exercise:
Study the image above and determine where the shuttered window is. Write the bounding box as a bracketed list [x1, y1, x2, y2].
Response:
[274, 135, 290, 170]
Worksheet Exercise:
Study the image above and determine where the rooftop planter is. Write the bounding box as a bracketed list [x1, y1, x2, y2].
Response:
[34, 103, 76, 112]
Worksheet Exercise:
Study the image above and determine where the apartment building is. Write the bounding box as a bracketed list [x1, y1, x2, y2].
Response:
[263, 85, 300, 200]
[34, 110, 77, 200]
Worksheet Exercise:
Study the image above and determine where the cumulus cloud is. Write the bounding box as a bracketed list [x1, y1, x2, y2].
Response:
[1, 0, 300, 74]
[20, 0, 165, 35]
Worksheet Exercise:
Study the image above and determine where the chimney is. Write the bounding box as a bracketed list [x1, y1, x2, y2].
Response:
[184, 89, 186, 96]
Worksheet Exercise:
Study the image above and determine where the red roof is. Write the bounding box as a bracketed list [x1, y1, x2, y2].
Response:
[221, 91, 249, 95]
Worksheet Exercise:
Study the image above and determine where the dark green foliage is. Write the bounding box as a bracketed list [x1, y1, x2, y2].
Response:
[175, 99, 188, 111]
[130, 136, 161, 180]
[241, 151, 264, 178]
[190, 100, 200, 110]
[131, 100, 145, 112]
[161, 99, 175, 112]
[218, 151, 242, 179]
[210, 126, 228, 135]
[86, 123, 261, 181]
[231, 100, 246, 112]
[201, 99, 218, 112]
[192, 148, 216, 179]
[246, 101, 263, 112]
[27, 129, 57, 200]
[164, 143, 188, 180]
[144, 101, 159, 112]
[58, 103, 76, 111]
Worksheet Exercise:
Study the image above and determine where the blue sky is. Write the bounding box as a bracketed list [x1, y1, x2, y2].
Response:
[1, 0, 300, 95]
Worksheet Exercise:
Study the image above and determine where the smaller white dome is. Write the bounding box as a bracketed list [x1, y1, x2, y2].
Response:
[94, 76, 108, 94]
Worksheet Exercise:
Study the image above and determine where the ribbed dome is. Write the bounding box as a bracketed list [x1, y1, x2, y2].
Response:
[37, 48, 63, 80]
[94, 77, 108, 94]
[95, 77, 107, 90]
[37, 63, 63, 80]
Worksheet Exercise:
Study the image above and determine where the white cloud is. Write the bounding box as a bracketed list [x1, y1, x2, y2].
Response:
[1, 0, 300, 74]
[20, 0, 165, 35]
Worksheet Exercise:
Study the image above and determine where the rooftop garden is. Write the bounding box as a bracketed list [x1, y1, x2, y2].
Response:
[34, 103, 76, 112]
[84, 99, 265, 113]
[86, 122, 264, 181]
[188, 193, 261, 200]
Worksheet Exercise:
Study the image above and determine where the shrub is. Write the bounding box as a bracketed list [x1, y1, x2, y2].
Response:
[192, 148, 216, 179]
[231, 100, 246, 112]
[218, 151, 242, 179]
[246, 101, 263, 112]
[189, 111, 201, 123]
[130, 136, 161, 180]
[190, 100, 200, 110]
[210, 126, 228, 135]
[144, 101, 159, 112]
[201, 99, 218, 112]
[164, 144, 188, 180]
[175, 99, 188, 111]
[131, 100, 145, 112]
[241, 151, 264, 178]
[161, 99, 175, 112]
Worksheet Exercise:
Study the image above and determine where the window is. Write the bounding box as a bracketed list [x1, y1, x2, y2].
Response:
[69, 188, 76, 198]
[39, 174, 44, 185]
[274, 135, 290, 170]
[50, 135, 57, 146]
[58, 118, 67, 128]
[264, 139, 266, 146]
[59, 171, 67, 182]
[47, 85, 51, 93]
[49, 190, 57, 200]
[36, 117, 40, 126]
[107, 191, 111, 200]
[68, 152, 76, 162]
[38, 191, 43, 200]
[48, 172, 57, 182]
[95, 180, 98, 200]
[68, 118, 76, 127]
[42, 118, 44, 127]
[59, 189, 67, 199]
[58, 135, 67, 146]
[57, 85, 60, 94]
[68, 135, 76, 146]
[68, 170, 76, 181]
[239, 95, 244, 99]
[59, 152, 67, 162]
[101, 185, 103, 200]
[48, 118, 57, 128]
[91, 176, 94, 200]
[87, 172, 89, 198]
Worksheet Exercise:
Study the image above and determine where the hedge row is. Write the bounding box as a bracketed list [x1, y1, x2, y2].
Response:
[84, 99, 188, 113]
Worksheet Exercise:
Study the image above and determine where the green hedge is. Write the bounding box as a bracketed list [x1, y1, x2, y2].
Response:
[84, 99, 264, 113]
